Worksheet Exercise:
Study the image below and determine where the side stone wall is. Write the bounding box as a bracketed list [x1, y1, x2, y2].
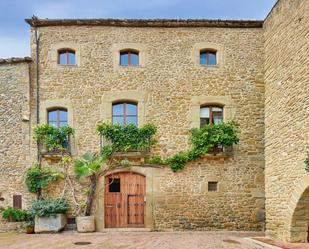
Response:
[264, 0, 309, 241]
[0, 61, 33, 224]
[28, 24, 265, 230]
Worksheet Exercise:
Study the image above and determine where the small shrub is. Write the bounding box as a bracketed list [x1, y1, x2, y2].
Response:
[29, 198, 69, 217]
[25, 165, 63, 193]
[2, 207, 28, 222]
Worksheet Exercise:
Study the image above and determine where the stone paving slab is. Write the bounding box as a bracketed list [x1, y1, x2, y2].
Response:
[253, 237, 309, 249]
[0, 231, 266, 249]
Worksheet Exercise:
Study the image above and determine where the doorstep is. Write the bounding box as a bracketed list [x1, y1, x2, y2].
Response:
[103, 228, 151, 232]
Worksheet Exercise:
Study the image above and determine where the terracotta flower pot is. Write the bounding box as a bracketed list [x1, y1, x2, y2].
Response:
[26, 226, 35, 234]
[76, 216, 95, 233]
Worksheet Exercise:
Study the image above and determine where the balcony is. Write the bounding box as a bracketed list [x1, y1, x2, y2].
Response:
[97, 123, 157, 163]
[39, 136, 72, 160]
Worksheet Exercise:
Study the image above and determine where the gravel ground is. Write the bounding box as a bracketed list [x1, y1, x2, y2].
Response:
[0, 231, 266, 249]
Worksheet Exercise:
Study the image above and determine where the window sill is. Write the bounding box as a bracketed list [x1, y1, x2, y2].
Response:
[40, 149, 71, 161]
[199, 64, 219, 68]
[55, 64, 79, 68]
[118, 65, 144, 69]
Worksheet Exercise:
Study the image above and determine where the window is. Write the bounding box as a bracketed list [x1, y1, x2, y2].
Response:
[48, 108, 68, 127]
[120, 50, 139, 66]
[58, 49, 76, 65]
[112, 102, 138, 126]
[109, 178, 120, 192]
[200, 106, 223, 127]
[200, 49, 217, 65]
[208, 182, 218, 192]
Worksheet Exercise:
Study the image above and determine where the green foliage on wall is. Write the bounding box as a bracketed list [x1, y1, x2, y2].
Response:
[33, 124, 74, 151]
[97, 123, 157, 156]
[25, 165, 63, 193]
[147, 122, 240, 172]
[2, 207, 28, 222]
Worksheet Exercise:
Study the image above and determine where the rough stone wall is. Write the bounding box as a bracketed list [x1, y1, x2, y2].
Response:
[27, 25, 265, 230]
[264, 0, 309, 241]
[0, 62, 33, 221]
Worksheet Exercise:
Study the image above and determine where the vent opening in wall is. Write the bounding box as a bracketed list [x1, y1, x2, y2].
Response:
[208, 182, 218, 192]
[13, 195, 22, 209]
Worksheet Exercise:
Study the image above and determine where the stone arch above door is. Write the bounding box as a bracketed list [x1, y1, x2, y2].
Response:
[94, 166, 157, 231]
[287, 174, 309, 242]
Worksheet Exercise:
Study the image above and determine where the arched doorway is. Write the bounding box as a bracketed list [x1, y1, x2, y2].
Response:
[290, 186, 309, 242]
[105, 172, 146, 228]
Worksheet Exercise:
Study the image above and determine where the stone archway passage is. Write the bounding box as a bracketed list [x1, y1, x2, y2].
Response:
[105, 172, 146, 228]
[290, 187, 309, 243]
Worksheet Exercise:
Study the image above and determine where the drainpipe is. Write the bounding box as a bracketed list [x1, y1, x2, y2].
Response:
[34, 27, 42, 199]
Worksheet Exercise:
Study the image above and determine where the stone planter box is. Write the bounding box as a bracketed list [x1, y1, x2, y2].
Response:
[76, 216, 95, 232]
[35, 214, 67, 233]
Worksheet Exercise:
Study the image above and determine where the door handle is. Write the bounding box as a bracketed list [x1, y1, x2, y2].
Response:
[106, 204, 113, 208]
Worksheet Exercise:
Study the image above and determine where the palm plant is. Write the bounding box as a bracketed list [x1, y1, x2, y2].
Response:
[74, 152, 106, 216]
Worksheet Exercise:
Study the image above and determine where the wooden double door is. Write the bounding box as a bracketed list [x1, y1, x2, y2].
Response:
[105, 172, 146, 228]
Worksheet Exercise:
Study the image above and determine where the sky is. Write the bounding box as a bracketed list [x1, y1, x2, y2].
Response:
[0, 0, 277, 58]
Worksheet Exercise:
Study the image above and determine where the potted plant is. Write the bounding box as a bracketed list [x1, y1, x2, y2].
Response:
[74, 152, 106, 232]
[30, 198, 69, 233]
[24, 220, 35, 234]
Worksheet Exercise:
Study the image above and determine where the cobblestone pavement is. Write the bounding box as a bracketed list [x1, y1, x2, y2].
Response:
[0, 231, 266, 249]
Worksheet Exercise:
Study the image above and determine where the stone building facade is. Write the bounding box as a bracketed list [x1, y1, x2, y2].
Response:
[0, 0, 308, 242]
[264, 0, 309, 243]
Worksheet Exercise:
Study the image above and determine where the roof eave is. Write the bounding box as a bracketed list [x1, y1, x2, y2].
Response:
[25, 18, 263, 28]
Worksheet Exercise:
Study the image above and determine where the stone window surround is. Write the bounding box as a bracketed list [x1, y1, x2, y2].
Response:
[192, 42, 224, 68]
[189, 96, 236, 128]
[101, 91, 148, 126]
[39, 99, 76, 155]
[111, 43, 146, 69]
[201, 176, 225, 196]
[50, 42, 81, 68]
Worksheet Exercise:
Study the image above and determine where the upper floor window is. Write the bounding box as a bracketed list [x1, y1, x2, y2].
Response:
[48, 108, 68, 127]
[58, 49, 76, 65]
[112, 102, 137, 126]
[120, 50, 139, 66]
[200, 106, 223, 127]
[200, 49, 217, 66]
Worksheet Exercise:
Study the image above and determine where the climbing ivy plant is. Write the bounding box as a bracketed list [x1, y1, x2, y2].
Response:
[33, 124, 74, 152]
[96, 121, 239, 172]
[25, 164, 64, 193]
[97, 123, 157, 157]
[147, 122, 240, 172]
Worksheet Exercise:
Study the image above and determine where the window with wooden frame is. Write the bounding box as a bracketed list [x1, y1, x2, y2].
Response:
[200, 105, 223, 127]
[200, 49, 217, 65]
[120, 50, 139, 66]
[112, 102, 138, 126]
[48, 108, 68, 127]
[58, 49, 76, 65]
